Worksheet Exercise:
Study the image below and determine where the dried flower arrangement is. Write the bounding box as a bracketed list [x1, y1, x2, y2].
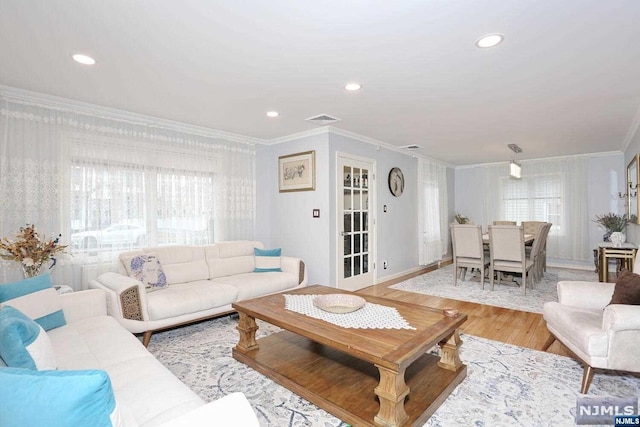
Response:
[0, 224, 68, 278]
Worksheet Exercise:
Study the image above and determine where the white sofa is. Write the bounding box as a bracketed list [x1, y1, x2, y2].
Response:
[1, 289, 260, 427]
[90, 240, 307, 345]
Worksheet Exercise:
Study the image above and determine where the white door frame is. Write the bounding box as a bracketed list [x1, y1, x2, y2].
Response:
[335, 152, 377, 290]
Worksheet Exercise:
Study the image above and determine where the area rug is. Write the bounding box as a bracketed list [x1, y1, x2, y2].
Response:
[147, 314, 639, 427]
[389, 265, 598, 313]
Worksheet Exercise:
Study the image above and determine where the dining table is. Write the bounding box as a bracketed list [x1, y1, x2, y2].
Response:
[482, 233, 535, 245]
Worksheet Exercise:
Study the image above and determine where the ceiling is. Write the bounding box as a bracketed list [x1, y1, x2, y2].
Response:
[2, 0, 640, 166]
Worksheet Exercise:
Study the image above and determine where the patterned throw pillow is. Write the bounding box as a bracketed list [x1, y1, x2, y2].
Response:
[0, 274, 66, 331]
[126, 254, 168, 292]
[254, 248, 282, 272]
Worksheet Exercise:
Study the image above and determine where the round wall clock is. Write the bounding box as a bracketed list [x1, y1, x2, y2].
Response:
[388, 167, 404, 197]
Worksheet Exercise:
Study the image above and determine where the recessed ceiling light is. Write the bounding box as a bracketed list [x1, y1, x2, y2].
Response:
[266, 111, 279, 118]
[345, 82, 362, 91]
[475, 34, 504, 48]
[72, 54, 96, 65]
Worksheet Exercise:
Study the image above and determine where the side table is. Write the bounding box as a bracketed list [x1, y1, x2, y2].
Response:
[54, 285, 73, 294]
[595, 243, 638, 282]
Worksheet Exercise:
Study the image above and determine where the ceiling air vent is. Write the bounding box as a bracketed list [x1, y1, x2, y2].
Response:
[400, 144, 422, 150]
[306, 114, 341, 126]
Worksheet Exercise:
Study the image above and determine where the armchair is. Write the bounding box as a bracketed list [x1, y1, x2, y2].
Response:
[542, 280, 640, 393]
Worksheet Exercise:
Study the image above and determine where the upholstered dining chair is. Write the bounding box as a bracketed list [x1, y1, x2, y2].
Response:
[450, 223, 490, 289]
[526, 222, 552, 282]
[522, 221, 545, 236]
[539, 222, 552, 273]
[542, 269, 640, 393]
[493, 220, 516, 225]
[488, 225, 534, 294]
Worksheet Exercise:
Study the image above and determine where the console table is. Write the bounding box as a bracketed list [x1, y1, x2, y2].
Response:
[594, 243, 638, 282]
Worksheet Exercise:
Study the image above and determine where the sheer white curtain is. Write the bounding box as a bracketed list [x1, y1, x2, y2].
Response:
[0, 90, 256, 286]
[482, 157, 590, 261]
[418, 158, 449, 265]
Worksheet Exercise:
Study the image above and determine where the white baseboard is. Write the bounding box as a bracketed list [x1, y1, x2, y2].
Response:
[376, 256, 453, 283]
[377, 256, 594, 284]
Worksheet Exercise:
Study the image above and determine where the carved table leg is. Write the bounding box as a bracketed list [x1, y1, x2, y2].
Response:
[235, 311, 259, 352]
[374, 364, 409, 427]
[438, 329, 463, 372]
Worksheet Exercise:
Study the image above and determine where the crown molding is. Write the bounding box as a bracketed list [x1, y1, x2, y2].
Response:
[0, 85, 265, 145]
[455, 150, 624, 169]
[266, 125, 454, 167]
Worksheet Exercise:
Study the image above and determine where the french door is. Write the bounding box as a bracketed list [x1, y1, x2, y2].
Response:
[337, 154, 375, 290]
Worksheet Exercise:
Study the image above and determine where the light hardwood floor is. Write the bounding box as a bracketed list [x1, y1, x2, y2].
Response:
[356, 262, 573, 358]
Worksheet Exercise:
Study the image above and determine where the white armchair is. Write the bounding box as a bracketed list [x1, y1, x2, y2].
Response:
[542, 280, 640, 393]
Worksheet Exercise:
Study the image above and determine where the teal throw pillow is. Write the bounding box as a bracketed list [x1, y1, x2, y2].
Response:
[0, 305, 57, 370]
[0, 368, 121, 427]
[254, 248, 282, 272]
[0, 274, 66, 331]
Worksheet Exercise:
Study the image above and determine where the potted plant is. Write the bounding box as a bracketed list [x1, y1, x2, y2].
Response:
[593, 213, 629, 246]
[454, 213, 470, 224]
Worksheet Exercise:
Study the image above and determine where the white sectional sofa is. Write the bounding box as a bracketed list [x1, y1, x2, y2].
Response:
[1, 287, 260, 427]
[89, 240, 307, 345]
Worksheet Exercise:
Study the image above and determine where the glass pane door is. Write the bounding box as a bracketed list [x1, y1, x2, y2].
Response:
[342, 165, 370, 281]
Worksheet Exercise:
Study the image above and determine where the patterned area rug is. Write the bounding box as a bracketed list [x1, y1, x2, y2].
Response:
[389, 265, 598, 313]
[147, 314, 639, 427]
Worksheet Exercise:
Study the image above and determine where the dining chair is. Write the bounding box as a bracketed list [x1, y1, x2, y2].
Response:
[450, 223, 490, 289]
[493, 220, 516, 225]
[526, 222, 552, 281]
[525, 222, 550, 283]
[539, 222, 552, 273]
[488, 225, 534, 294]
[522, 221, 545, 236]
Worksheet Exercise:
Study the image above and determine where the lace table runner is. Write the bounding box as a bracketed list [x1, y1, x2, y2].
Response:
[284, 294, 416, 330]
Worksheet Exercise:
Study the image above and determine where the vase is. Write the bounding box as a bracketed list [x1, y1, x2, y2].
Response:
[603, 231, 612, 242]
[21, 264, 45, 278]
[610, 231, 626, 248]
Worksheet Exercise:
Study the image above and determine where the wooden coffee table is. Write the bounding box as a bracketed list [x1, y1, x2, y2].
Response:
[232, 285, 467, 427]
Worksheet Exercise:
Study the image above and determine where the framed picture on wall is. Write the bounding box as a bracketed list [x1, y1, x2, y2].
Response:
[278, 150, 316, 192]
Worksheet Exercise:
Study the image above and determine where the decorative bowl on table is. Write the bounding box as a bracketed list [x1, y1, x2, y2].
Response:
[313, 294, 366, 314]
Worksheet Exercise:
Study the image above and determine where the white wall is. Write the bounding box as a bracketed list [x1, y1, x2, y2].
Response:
[256, 133, 331, 285]
[455, 153, 625, 268]
[624, 126, 640, 244]
[256, 129, 432, 286]
[328, 133, 420, 283]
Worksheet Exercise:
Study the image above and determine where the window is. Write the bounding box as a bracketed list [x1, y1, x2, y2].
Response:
[70, 163, 146, 252]
[502, 174, 562, 232]
[70, 162, 215, 254]
[156, 170, 214, 246]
